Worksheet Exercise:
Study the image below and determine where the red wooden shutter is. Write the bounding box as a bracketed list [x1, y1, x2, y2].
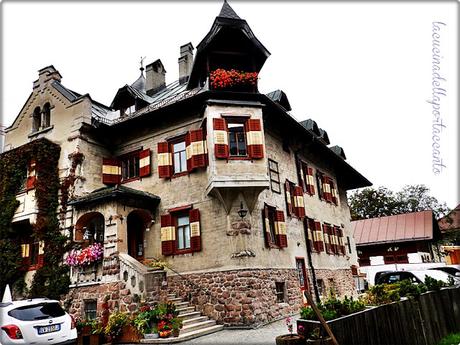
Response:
[293, 186, 305, 218]
[157, 142, 172, 178]
[285, 181, 293, 216]
[323, 224, 332, 254]
[337, 227, 345, 254]
[246, 119, 264, 159]
[330, 180, 338, 205]
[102, 158, 121, 185]
[275, 210, 287, 248]
[314, 221, 324, 252]
[322, 176, 332, 202]
[306, 219, 314, 251]
[189, 208, 202, 252]
[187, 129, 207, 171]
[139, 149, 151, 177]
[305, 167, 315, 196]
[161, 214, 175, 256]
[330, 225, 337, 254]
[213, 118, 229, 159]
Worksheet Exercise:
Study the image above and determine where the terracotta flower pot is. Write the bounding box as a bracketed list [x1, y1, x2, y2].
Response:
[115, 325, 141, 343]
[275, 334, 305, 345]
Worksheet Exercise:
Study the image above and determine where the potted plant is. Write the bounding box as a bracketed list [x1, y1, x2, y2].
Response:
[104, 310, 140, 343]
[143, 259, 167, 270]
[171, 317, 183, 337]
[275, 317, 305, 345]
[157, 320, 172, 338]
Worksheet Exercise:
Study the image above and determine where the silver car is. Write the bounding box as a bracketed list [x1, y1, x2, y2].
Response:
[0, 297, 77, 345]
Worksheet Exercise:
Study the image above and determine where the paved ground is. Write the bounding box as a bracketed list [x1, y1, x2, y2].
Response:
[185, 315, 299, 345]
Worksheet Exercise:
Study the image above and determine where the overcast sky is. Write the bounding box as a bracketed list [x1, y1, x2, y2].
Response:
[1, 1, 458, 209]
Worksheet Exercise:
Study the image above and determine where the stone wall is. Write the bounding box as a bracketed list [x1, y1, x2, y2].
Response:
[165, 268, 303, 327]
[63, 282, 141, 319]
[313, 268, 357, 299]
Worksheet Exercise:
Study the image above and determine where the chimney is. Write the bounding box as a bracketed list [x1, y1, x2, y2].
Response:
[33, 65, 62, 90]
[145, 59, 166, 96]
[178, 43, 194, 84]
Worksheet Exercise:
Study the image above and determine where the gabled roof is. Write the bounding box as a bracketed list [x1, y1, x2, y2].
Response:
[266, 90, 291, 111]
[110, 84, 154, 109]
[351, 210, 441, 246]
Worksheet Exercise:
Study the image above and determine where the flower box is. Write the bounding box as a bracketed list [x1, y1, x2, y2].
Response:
[209, 69, 258, 91]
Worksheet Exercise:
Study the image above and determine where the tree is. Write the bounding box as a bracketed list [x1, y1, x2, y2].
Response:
[348, 184, 449, 221]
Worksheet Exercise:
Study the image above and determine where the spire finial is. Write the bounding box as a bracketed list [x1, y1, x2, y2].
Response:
[139, 56, 146, 74]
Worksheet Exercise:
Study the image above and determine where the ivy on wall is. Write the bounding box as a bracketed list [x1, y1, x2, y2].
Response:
[0, 138, 70, 299]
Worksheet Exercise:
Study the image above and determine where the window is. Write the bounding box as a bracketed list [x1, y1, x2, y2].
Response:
[176, 214, 191, 250]
[284, 180, 296, 216]
[264, 205, 277, 245]
[228, 121, 247, 156]
[84, 300, 97, 320]
[316, 279, 325, 297]
[268, 159, 281, 193]
[161, 208, 201, 255]
[316, 171, 324, 200]
[172, 140, 187, 174]
[121, 153, 140, 181]
[262, 204, 287, 248]
[122, 104, 136, 116]
[20, 240, 43, 270]
[32, 107, 41, 132]
[275, 282, 286, 303]
[43, 103, 51, 128]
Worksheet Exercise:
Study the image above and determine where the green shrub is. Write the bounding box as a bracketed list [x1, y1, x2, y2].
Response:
[424, 276, 446, 291]
[299, 296, 365, 321]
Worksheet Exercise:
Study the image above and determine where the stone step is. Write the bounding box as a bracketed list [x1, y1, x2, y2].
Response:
[177, 306, 195, 314]
[140, 324, 224, 344]
[178, 311, 201, 320]
[181, 319, 217, 334]
[168, 297, 183, 303]
[174, 301, 189, 307]
[181, 316, 208, 326]
[167, 293, 176, 298]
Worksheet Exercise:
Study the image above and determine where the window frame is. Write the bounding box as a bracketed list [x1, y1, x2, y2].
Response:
[119, 150, 141, 182]
[84, 300, 97, 321]
[265, 205, 278, 247]
[226, 118, 248, 158]
[275, 281, 286, 303]
[316, 171, 324, 200]
[169, 208, 193, 254]
[170, 137, 188, 176]
[268, 159, 281, 194]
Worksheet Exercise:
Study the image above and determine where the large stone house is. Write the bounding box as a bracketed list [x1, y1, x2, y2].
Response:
[2, 2, 370, 327]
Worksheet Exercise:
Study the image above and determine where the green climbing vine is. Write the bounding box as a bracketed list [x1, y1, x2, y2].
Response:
[0, 138, 70, 299]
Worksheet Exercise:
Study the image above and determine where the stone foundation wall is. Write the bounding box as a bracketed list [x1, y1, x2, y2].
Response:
[313, 268, 357, 299]
[63, 281, 141, 319]
[165, 268, 303, 326]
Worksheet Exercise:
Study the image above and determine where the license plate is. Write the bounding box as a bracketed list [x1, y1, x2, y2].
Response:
[38, 324, 60, 334]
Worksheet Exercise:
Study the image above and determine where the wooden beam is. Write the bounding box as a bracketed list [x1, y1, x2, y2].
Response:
[303, 290, 339, 345]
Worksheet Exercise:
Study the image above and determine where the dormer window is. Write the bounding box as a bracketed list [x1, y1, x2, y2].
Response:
[122, 104, 136, 117]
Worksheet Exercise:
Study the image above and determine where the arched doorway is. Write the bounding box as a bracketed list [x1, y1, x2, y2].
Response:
[127, 210, 151, 261]
[75, 212, 105, 246]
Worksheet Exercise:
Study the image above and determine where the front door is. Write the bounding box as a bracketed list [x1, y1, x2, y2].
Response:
[127, 213, 144, 261]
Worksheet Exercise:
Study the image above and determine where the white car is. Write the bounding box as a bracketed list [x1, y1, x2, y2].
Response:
[376, 269, 460, 286]
[0, 287, 77, 345]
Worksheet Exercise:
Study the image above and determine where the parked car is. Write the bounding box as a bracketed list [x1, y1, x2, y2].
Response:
[429, 265, 460, 277]
[374, 270, 393, 285]
[375, 269, 460, 286]
[0, 293, 77, 345]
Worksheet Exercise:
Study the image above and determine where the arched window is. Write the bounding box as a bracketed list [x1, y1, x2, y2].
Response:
[75, 212, 105, 246]
[32, 107, 41, 132]
[43, 103, 51, 128]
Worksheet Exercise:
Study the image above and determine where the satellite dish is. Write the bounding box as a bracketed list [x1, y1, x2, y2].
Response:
[2, 284, 12, 303]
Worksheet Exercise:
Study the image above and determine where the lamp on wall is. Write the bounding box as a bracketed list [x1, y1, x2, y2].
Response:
[237, 201, 248, 220]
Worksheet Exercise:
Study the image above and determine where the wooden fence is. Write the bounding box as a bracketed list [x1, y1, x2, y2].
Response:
[297, 287, 460, 345]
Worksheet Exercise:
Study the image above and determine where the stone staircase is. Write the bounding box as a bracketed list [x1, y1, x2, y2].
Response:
[140, 293, 223, 343]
